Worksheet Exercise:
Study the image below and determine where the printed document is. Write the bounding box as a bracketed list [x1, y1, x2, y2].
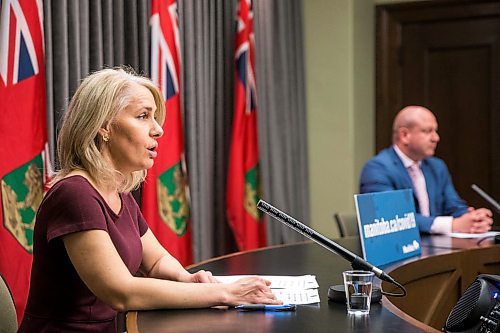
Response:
[215, 275, 320, 305]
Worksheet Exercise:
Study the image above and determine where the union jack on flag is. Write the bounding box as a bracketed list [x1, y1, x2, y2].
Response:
[0, 0, 49, 323]
[150, 0, 180, 100]
[142, 0, 193, 266]
[226, 0, 267, 251]
[0, 0, 43, 86]
[235, 0, 257, 114]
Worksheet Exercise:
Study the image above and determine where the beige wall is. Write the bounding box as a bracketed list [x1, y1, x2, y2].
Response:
[303, 0, 423, 238]
[303, 0, 375, 238]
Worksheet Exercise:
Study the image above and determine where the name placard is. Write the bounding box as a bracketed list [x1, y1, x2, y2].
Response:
[354, 189, 421, 266]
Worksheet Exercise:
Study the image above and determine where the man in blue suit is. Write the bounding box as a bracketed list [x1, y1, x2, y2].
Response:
[359, 106, 493, 233]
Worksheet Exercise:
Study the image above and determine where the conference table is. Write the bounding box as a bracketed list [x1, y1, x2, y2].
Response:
[126, 234, 500, 332]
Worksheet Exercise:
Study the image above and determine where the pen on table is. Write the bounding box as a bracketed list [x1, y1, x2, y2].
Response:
[235, 304, 296, 311]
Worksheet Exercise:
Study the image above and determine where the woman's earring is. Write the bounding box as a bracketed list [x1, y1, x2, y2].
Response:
[103, 134, 109, 142]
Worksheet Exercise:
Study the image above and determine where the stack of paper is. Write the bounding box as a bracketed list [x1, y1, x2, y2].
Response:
[214, 275, 320, 305]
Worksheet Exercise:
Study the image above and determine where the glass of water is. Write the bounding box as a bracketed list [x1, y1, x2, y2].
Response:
[342, 270, 374, 315]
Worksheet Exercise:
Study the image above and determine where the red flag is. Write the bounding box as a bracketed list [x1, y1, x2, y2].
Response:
[142, 0, 193, 266]
[0, 0, 50, 322]
[227, 0, 267, 251]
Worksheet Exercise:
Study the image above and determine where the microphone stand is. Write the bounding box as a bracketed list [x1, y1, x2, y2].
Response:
[471, 184, 500, 215]
[257, 199, 406, 298]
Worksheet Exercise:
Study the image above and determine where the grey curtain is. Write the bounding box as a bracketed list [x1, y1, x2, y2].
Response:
[44, 0, 151, 164]
[254, 0, 309, 245]
[43, 0, 309, 262]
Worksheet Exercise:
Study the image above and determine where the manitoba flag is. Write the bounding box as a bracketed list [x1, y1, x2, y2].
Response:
[142, 0, 193, 266]
[0, 0, 50, 322]
[226, 0, 267, 251]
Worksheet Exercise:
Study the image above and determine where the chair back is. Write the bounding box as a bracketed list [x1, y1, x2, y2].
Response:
[0, 274, 18, 333]
[334, 212, 359, 237]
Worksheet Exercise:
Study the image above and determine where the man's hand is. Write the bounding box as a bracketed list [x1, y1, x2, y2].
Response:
[452, 207, 493, 233]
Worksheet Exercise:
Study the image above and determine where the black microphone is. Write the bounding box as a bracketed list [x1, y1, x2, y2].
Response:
[471, 184, 500, 245]
[256, 199, 397, 285]
[471, 184, 500, 214]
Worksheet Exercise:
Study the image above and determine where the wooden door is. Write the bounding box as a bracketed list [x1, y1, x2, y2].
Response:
[376, 0, 500, 223]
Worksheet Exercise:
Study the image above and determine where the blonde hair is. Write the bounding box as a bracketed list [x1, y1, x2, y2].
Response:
[52, 67, 166, 193]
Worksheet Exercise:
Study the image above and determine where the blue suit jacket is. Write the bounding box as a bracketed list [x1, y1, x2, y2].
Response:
[359, 147, 468, 233]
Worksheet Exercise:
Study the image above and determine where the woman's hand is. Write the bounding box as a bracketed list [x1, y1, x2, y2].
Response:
[179, 270, 219, 283]
[224, 276, 283, 306]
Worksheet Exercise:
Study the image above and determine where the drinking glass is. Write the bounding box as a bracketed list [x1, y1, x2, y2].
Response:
[342, 270, 374, 315]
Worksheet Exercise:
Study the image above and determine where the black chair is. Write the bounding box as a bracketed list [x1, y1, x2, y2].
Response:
[334, 212, 359, 237]
[0, 274, 17, 333]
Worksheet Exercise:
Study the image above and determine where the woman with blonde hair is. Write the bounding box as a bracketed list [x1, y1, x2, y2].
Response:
[18, 68, 280, 332]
